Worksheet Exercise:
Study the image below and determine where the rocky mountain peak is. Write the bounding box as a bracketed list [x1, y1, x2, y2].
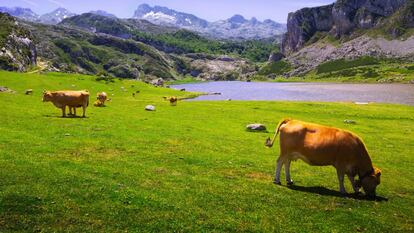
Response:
[39, 7, 76, 24]
[89, 10, 117, 18]
[0, 6, 39, 21]
[228, 14, 247, 24]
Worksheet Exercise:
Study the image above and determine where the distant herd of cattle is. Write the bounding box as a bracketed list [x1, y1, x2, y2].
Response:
[41, 90, 381, 198]
[42, 90, 178, 117]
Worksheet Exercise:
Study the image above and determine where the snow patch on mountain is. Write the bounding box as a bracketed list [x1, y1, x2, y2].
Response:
[143, 11, 177, 23]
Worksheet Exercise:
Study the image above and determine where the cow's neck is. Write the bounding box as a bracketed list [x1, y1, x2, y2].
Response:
[357, 148, 374, 179]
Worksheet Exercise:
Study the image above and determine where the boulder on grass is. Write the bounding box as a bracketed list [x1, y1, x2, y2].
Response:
[246, 124, 267, 132]
[145, 105, 156, 111]
[151, 78, 164, 87]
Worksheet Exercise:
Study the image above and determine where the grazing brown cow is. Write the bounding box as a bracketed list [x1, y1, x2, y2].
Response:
[43, 90, 89, 117]
[265, 119, 381, 197]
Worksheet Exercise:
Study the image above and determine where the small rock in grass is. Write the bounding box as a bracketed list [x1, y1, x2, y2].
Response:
[344, 120, 357, 124]
[25, 89, 33, 95]
[145, 105, 156, 111]
[151, 78, 164, 87]
[246, 124, 267, 132]
[0, 86, 15, 93]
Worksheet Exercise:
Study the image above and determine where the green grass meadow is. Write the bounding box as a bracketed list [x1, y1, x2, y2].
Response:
[0, 71, 413, 232]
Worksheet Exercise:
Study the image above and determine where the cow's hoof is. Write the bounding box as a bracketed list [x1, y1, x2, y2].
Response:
[273, 181, 282, 185]
[287, 181, 294, 186]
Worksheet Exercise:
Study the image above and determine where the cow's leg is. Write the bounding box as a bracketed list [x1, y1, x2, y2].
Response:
[73, 107, 77, 117]
[82, 105, 86, 118]
[348, 175, 360, 193]
[273, 156, 283, 185]
[61, 107, 66, 117]
[284, 159, 294, 185]
[337, 170, 346, 195]
[68, 106, 73, 115]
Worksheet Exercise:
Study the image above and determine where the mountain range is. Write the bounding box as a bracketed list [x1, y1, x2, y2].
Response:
[0, 6, 114, 25]
[133, 4, 286, 40]
[0, 4, 286, 40]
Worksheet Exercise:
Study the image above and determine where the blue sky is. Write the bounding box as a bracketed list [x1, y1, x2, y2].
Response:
[0, 0, 335, 22]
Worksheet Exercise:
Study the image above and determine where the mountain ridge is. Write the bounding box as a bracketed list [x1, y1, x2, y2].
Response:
[132, 4, 286, 40]
[0, 4, 286, 40]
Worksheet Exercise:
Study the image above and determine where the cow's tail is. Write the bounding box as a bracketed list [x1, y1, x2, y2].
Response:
[265, 119, 291, 148]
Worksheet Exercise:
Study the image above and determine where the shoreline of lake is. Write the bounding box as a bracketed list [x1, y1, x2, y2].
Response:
[172, 81, 414, 106]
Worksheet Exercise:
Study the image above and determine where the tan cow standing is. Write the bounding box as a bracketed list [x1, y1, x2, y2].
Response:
[43, 90, 89, 117]
[265, 119, 381, 197]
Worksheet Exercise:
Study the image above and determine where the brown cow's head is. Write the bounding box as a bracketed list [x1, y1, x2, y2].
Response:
[42, 91, 52, 102]
[359, 167, 381, 197]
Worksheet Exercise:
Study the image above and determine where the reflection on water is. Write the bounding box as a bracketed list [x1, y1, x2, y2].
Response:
[172, 81, 414, 105]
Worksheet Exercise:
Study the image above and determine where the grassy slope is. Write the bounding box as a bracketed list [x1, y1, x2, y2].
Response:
[0, 71, 413, 232]
[258, 59, 414, 83]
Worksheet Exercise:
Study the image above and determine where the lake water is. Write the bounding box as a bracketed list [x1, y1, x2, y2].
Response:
[172, 82, 414, 105]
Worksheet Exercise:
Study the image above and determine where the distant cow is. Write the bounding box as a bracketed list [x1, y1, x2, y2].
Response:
[43, 90, 89, 117]
[164, 96, 178, 106]
[94, 100, 104, 107]
[265, 119, 381, 197]
[96, 92, 108, 105]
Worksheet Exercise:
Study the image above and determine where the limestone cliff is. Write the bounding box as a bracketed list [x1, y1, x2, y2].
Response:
[282, 0, 410, 55]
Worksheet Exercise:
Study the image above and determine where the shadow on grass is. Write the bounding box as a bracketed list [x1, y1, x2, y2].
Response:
[287, 185, 388, 202]
[43, 114, 89, 119]
[0, 194, 43, 231]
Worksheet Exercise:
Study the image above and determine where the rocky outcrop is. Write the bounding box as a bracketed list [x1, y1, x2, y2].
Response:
[285, 35, 414, 76]
[183, 54, 256, 81]
[0, 13, 36, 71]
[282, 0, 409, 55]
[268, 52, 285, 62]
[282, 4, 334, 55]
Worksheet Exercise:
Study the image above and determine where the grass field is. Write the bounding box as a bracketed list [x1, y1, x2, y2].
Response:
[0, 71, 413, 232]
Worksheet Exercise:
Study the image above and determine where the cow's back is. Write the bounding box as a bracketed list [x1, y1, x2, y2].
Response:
[51, 91, 89, 107]
[280, 120, 364, 166]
